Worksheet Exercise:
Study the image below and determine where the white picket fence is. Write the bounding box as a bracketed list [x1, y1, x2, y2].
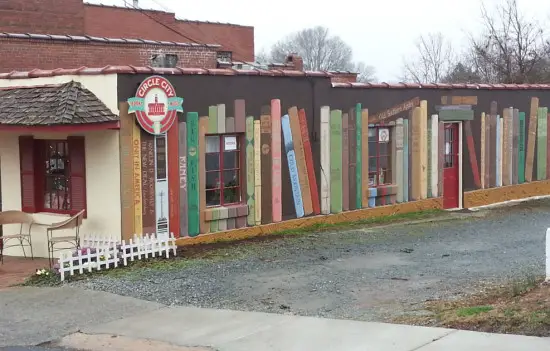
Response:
[58, 233, 177, 281]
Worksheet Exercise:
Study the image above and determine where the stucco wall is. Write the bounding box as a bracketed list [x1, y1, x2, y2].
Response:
[0, 130, 121, 258]
[0, 75, 121, 258]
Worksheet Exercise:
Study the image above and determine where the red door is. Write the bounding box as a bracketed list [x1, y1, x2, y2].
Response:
[443, 123, 459, 209]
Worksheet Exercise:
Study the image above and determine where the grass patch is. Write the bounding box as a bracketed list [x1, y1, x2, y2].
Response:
[456, 306, 493, 317]
[395, 276, 550, 336]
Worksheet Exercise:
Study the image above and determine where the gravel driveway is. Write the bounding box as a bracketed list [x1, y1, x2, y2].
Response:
[71, 199, 550, 322]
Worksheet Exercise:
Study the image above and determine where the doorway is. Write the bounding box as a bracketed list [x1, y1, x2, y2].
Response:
[443, 123, 460, 209]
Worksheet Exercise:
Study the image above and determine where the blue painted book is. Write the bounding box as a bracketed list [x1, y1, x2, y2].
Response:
[282, 114, 304, 218]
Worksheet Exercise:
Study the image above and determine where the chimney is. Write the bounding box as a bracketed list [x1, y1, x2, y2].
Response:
[133, 0, 139, 7]
[285, 54, 303, 71]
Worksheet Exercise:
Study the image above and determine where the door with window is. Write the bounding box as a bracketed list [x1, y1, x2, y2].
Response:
[443, 123, 460, 209]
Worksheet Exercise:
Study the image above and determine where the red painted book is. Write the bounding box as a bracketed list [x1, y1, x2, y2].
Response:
[298, 109, 320, 215]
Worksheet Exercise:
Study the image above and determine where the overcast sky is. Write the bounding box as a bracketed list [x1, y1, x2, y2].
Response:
[87, 0, 550, 82]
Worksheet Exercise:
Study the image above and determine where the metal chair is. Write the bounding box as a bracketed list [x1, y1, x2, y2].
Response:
[46, 209, 85, 267]
[0, 210, 34, 264]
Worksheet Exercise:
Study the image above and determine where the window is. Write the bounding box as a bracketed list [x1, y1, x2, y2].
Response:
[368, 126, 392, 187]
[217, 51, 232, 63]
[19, 136, 86, 215]
[205, 134, 242, 207]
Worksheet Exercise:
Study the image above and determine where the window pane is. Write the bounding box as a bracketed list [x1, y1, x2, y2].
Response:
[44, 176, 70, 210]
[368, 142, 377, 157]
[369, 157, 377, 172]
[206, 190, 220, 207]
[206, 136, 220, 153]
[223, 151, 239, 169]
[223, 170, 239, 187]
[379, 142, 389, 156]
[206, 153, 220, 171]
[224, 187, 240, 204]
[206, 171, 220, 190]
[380, 156, 389, 169]
[368, 128, 377, 141]
[369, 173, 377, 186]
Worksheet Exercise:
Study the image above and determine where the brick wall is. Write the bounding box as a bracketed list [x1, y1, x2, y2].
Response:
[0, 37, 218, 72]
[0, 0, 85, 34]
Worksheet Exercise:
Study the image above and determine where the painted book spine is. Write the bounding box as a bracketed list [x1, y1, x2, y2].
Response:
[245, 116, 255, 225]
[464, 120, 480, 188]
[254, 120, 262, 225]
[330, 109, 343, 213]
[512, 110, 519, 184]
[271, 99, 282, 222]
[320, 106, 331, 214]
[282, 114, 304, 218]
[141, 130, 156, 235]
[525, 98, 539, 182]
[355, 104, 362, 209]
[119, 103, 134, 241]
[289, 107, 313, 216]
[167, 117, 180, 238]
[299, 108, 320, 215]
[403, 119, 409, 202]
[490, 114, 497, 187]
[186, 112, 199, 236]
[547, 110, 550, 180]
[341, 113, 350, 211]
[208, 106, 218, 134]
[508, 108, 514, 185]
[518, 112, 526, 184]
[437, 121, 444, 198]
[348, 108, 357, 210]
[496, 116, 502, 187]
[427, 119, 432, 197]
[411, 107, 421, 200]
[430, 114, 439, 196]
[420, 100, 428, 199]
[480, 113, 486, 189]
[155, 135, 170, 239]
[198, 117, 208, 234]
[234, 99, 246, 133]
[502, 109, 510, 186]
[178, 122, 188, 237]
[361, 109, 369, 207]
[132, 120, 143, 235]
[260, 109, 272, 224]
[485, 114, 491, 188]
[217, 104, 226, 134]
[537, 107, 548, 180]
[396, 118, 404, 203]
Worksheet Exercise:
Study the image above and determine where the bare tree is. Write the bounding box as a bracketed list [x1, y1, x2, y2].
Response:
[401, 32, 455, 83]
[353, 61, 377, 83]
[469, 0, 547, 83]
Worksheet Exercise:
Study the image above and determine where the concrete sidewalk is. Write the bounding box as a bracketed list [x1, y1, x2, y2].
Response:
[79, 306, 550, 351]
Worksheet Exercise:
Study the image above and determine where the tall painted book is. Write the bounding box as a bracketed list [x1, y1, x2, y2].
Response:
[132, 120, 143, 235]
[395, 118, 404, 203]
[245, 116, 255, 225]
[254, 120, 262, 225]
[512, 109, 519, 185]
[289, 107, 313, 216]
[299, 108, 320, 215]
[282, 114, 304, 218]
[403, 119, 409, 202]
[320, 106, 331, 214]
[348, 108, 357, 211]
[271, 99, 282, 222]
[430, 114, 439, 196]
[186, 112, 199, 237]
[260, 107, 272, 224]
[330, 109, 343, 213]
[518, 112, 526, 183]
[537, 107, 548, 180]
[502, 109, 510, 186]
[525, 98, 539, 182]
[342, 113, 350, 211]
[420, 101, 428, 199]
[141, 130, 156, 235]
[496, 116, 502, 187]
[507, 108, 514, 185]
[178, 122, 188, 237]
[411, 107, 421, 201]
[355, 104, 362, 209]
[361, 109, 369, 207]
[480, 113, 486, 189]
[198, 116, 208, 234]
[464, 120, 480, 189]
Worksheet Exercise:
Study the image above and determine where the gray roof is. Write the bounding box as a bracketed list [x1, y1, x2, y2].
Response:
[0, 81, 118, 126]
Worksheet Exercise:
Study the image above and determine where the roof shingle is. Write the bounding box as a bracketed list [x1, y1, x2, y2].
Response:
[0, 81, 118, 126]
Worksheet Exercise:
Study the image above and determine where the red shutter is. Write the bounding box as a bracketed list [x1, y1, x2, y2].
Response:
[68, 136, 87, 217]
[19, 136, 36, 213]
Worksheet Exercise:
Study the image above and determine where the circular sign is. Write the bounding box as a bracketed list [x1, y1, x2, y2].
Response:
[129, 76, 182, 135]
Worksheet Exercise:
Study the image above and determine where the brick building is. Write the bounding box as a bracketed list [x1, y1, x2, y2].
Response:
[0, 0, 254, 71]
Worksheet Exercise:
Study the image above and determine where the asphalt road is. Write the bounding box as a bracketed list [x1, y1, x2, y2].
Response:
[72, 199, 550, 322]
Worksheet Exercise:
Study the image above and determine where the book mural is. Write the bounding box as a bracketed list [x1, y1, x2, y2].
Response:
[122, 75, 550, 238]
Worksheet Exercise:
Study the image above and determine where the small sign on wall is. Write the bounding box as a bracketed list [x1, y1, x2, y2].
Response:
[224, 136, 237, 151]
[378, 128, 390, 143]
